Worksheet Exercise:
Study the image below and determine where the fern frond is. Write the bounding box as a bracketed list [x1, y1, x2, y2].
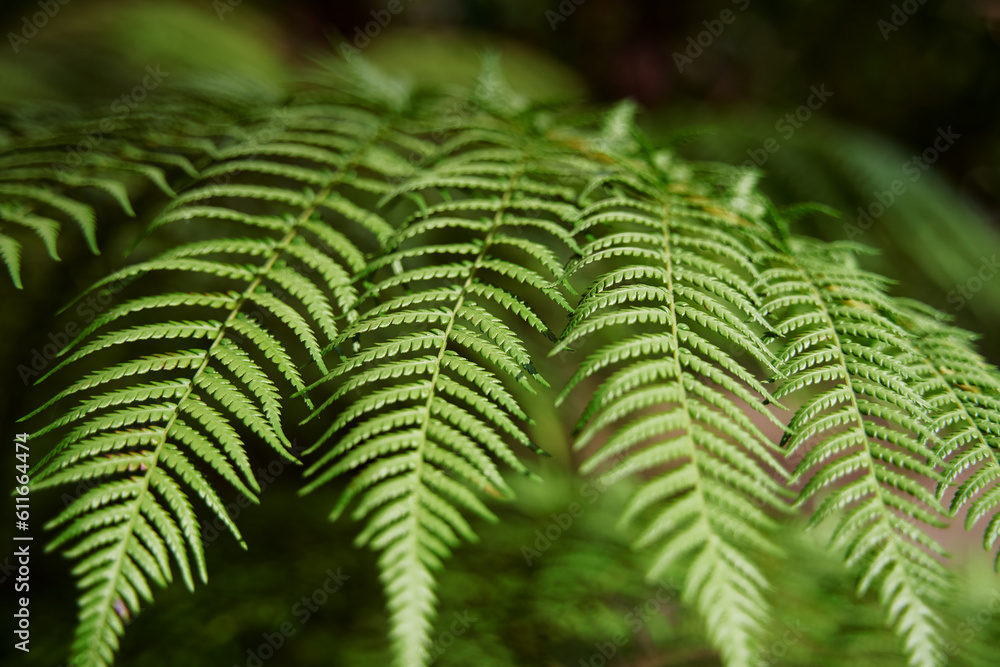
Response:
[558, 149, 789, 667]
[760, 234, 950, 667]
[18, 55, 1000, 667]
[22, 96, 409, 667]
[301, 102, 596, 666]
[0, 97, 250, 287]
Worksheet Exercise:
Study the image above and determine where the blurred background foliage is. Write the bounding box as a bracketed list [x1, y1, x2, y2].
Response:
[2, 1, 999, 665]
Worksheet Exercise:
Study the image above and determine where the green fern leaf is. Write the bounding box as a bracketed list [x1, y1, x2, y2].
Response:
[23, 94, 408, 667]
[558, 153, 789, 667]
[300, 105, 596, 666]
[760, 233, 950, 667]
[899, 300, 1000, 570]
[0, 100, 248, 287]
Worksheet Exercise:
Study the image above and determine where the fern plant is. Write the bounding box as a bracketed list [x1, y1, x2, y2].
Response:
[20, 80, 413, 664]
[13, 58, 1000, 667]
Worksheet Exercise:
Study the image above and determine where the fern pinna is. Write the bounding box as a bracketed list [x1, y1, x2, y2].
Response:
[13, 60, 1000, 667]
[0, 94, 247, 288]
[21, 93, 406, 667]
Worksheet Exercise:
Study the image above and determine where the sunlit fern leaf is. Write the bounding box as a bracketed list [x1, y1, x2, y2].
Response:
[556, 142, 790, 667]
[898, 299, 1000, 570]
[19, 96, 410, 667]
[759, 229, 951, 667]
[299, 101, 599, 667]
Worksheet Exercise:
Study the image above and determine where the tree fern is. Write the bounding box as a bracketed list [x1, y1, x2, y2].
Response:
[298, 73, 595, 664]
[555, 133, 791, 665]
[760, 231, 951, 667]
[12, 58, 1000, 667]
[21, 90, 414, 667]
